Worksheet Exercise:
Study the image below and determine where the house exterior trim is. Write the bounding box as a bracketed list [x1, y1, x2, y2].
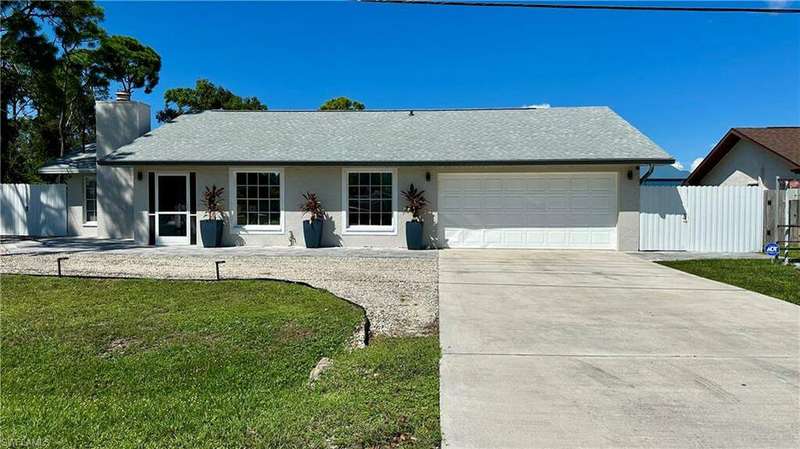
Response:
[99, 158, 674, 167]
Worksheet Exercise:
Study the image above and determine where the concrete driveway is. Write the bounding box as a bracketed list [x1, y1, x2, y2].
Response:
[439, 250, 799, 449]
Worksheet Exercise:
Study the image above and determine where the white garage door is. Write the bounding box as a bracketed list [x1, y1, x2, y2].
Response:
[438, 173, 618, 249]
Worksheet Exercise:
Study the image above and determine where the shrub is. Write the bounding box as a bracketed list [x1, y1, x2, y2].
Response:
[202, 185, 225, 220]
[401, 184, 428, 222]
[301, 192, 325, 221]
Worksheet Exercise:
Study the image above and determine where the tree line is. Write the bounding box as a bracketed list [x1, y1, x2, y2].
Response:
[1, 1, 365, 184]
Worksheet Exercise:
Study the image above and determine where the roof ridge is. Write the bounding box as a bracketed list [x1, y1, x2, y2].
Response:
[203, 106, 609, 113]
[734, 126, 800, 130]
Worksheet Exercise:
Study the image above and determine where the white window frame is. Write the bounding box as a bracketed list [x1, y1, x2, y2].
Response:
[83, 175, 97, 227]
[341, 167, 398, 235]
[229, 167, 285, 234]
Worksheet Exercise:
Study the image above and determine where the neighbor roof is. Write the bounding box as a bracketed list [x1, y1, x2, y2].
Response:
[686, 127, 800, 184]
[100, 107, 673, 166]
[39, 143, 97, 174]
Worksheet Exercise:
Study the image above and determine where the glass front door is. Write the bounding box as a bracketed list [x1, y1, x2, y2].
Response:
[156, 174, 189, 245]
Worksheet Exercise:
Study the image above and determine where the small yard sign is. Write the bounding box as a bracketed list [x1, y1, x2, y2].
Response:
[764, 242, 780, 257]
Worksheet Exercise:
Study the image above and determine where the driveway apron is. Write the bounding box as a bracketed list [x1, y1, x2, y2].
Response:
[439, 249, 799, 449]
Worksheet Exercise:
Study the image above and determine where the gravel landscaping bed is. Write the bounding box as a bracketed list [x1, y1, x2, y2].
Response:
[0, 252, 438, 336]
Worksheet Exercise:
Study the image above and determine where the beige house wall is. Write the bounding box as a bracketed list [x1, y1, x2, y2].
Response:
[129, 164, 640, 250]
[700, 139, 796, 189]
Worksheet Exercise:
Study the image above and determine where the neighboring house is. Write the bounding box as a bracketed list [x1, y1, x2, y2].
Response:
[57, 99, 674, 250]
[39, 143, 98, 237]
[685, 127, 800, 188]
[640, 165, 689, 186]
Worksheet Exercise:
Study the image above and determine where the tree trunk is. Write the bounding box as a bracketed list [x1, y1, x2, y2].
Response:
[58, 111, 66, 156]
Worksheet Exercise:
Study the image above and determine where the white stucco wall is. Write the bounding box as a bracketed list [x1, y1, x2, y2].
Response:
[64, 174, 97, 237]
[700, 139, 796, 189]
[95, 101, 150, 239]
[128, 164, 640, 250]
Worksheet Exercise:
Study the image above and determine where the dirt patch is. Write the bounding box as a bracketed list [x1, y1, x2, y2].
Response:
[277, 321, 314, 342]
[100, 337, 138, 357]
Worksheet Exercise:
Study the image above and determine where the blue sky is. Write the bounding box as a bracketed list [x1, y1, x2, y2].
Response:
[99, 1, 800, 169]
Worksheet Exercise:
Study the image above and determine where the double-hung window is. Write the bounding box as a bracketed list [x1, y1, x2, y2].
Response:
[343, 169, 396, 234]
[231, 169, 283, 232]
[84, 176, 97, 225]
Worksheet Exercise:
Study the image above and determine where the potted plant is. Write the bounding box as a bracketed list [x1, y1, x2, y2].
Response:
[300, 192, 325, 248]
[402, 184, 428, 250]
[200, 185, 225, 248]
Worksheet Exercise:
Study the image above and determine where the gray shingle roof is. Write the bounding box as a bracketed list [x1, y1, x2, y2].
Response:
[39, 143, 97, 174]
[100, 107, 673, 166]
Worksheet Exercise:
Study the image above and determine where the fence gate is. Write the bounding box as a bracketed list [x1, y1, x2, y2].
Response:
[640, 186, 764, 252]
[0, 183, 67, 236]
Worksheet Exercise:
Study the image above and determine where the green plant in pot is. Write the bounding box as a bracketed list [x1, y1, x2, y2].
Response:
[300, 192, 325, 248]
[200, 185, 225, 248]
[402, 184, 428, 250]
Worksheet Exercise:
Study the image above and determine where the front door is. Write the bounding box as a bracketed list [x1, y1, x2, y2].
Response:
[156, 173, 190, 245]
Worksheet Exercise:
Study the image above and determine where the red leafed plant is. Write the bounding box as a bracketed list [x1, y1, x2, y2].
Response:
[202, 185, 225, 220]
[300, 192, 326, 221]
[401, 184, 428, 222]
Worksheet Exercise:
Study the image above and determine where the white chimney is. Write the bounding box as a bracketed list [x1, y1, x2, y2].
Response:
[95, 100, 150, 158]
[95, 99, 150, 239]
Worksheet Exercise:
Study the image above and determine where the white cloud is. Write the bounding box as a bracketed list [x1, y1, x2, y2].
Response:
[521, 103, 550, 109]
[690, 157, 705, 172]
[768, 0, 790, 8]
[671, 161, 685, 171]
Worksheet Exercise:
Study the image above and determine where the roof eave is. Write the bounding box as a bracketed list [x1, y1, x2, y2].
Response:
[684, 129, 739, 185]
[98, 157, 674, 167]
[38, 167, 96, 175]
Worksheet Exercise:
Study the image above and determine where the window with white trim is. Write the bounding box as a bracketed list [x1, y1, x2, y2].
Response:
[84, 176, 97, 224]
[345, 170, 395, 231]
[233, 171, 282, 228]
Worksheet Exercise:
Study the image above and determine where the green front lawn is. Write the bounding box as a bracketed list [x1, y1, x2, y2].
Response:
[659, 259, 800, 305]
[1, 275, 440, 448]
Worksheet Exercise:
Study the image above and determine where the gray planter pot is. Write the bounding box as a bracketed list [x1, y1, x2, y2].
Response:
[303, 219, 323, 248]
[405, 221, 425, 250]
[200, 219, 224, 248]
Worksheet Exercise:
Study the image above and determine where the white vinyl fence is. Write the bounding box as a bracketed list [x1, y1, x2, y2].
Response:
[1, 184, 67, 236]
[640, 186, 764, 252]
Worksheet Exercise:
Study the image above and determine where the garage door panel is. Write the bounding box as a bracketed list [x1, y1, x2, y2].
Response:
[526, 196, 547, 210]
[445, 228, 483, 247]
[570, 177, 590, 192]
[570, 195, 593, 210]
[525, 230, 546, 245]
[546, 229, 568, 246]
[504, 230, 525, 246]
[546, 195, 569, 211]
[569, 230, 592, 245]
[594, 196, 616, 211]
[484, 179, 503, 192]
[591, 230, 613, 245]
[502, 195, 527, 210]
[484, 229, 504, 246]
[439, 173, 618, 250]
[524, 213, 548, 227]
[592, 177, 615, 191]
[526, 178, 549, 192]
[439, 191, 463, 209]
[548, 177, 571, 191]
[504, 178, 527, 193]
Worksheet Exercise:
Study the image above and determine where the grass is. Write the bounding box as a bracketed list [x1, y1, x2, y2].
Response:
[0, 275, 440, 448]
[659, 259, 800, 305]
